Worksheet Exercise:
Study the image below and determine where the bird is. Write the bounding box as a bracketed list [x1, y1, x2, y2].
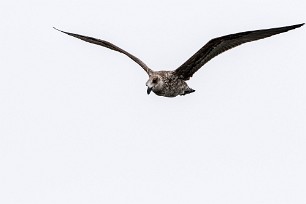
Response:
[54, 23, 304, 97]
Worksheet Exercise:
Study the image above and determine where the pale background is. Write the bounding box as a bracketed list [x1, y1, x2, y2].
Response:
[0, 0, 305, 203]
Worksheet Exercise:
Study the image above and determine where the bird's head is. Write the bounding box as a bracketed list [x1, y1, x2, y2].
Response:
[145, 75, 163, 95]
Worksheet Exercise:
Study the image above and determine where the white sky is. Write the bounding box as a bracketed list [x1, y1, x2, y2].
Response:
[0, 0, 305, 203]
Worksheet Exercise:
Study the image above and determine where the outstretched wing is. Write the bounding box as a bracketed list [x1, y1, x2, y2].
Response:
[174, 23, 304, 80]
[54, 28, 153, 75]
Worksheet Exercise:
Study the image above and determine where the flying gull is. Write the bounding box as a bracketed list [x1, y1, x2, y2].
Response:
[54, 23, 304, 97]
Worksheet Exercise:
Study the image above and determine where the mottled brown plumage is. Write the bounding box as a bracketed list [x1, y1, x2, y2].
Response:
[54, 23, 303, 97]
[145, 71, 194, 97]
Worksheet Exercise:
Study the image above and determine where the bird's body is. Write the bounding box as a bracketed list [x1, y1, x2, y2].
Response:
[54, 23, 304, 97]
[145, 71, 194, 97]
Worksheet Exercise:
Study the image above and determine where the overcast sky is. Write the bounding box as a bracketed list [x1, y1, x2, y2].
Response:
[0, 0, 305, 203]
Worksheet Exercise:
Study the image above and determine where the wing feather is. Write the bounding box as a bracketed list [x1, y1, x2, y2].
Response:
[174, 23, 304, 80]
[54, 28, 153, 75]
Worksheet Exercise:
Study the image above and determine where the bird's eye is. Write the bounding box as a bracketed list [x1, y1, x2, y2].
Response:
[152, 78, 158, 83]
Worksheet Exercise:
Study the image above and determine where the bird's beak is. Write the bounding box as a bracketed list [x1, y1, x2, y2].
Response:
[147, 87, 152, 95]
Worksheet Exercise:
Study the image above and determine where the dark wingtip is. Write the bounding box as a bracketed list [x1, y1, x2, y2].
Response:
[282, 23, 305, 32]
[291, 23, 304, 29]
[295, 23, 304, 27]
[53, 27, 64, 33]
